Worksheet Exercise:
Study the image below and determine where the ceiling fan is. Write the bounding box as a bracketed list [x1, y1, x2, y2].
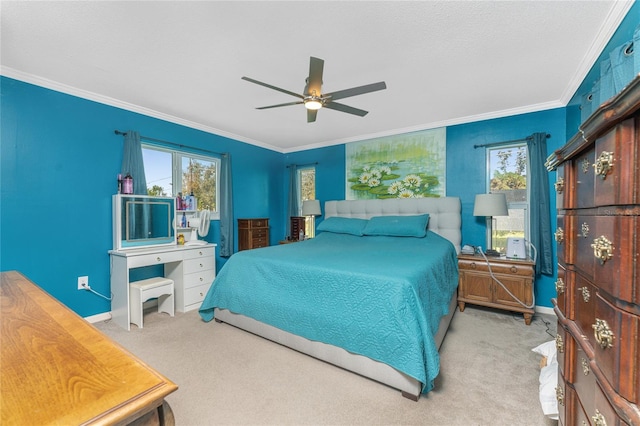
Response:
[242, 56, 386, 123]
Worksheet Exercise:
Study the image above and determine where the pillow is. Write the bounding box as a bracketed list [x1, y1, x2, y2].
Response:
[316, 217, 368, 236]
[363, 214, 430, 237]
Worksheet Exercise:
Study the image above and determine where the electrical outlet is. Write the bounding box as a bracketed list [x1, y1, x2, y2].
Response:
[78, 276, 89, 290]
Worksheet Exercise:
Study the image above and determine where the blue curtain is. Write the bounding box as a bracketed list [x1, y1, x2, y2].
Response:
[121, 130, 147, 195]
[527, 132, 553, 276]
[287, 165, 300, 239]
[219, 153, 234, 257]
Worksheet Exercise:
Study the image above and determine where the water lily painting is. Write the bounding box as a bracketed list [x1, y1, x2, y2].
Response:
[346, 127, 446, 200]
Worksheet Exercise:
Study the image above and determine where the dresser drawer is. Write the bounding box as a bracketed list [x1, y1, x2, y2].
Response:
[594, 117, 640, 207]
[572, 342, 596, 415]
[250, 229, 268, 239]
[592, 215, 639, 307]
[574, 274, 597, 350]
[556, 214, 575, 266]
[594, 294, 640, 405]
[184, 257, 214, 274]
[592, 380, 628, 426]
[574, 215, 597, 281]
[183, 246, 215, 260]
[556, 323, 570, 379]
[556, 265, 573, 320]
[238, 218, 269, 229]
[184, 269, 215, 290]
[251, 237, 268, 248]
[574, 147, 596, 209]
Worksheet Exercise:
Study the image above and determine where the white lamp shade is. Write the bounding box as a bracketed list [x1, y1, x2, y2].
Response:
[473, 193, 508, 217]
[302, 199, 321, 216]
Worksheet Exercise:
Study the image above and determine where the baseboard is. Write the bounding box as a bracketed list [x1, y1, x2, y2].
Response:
[535, 305, 556, 316]
[84, 312, 112, 323]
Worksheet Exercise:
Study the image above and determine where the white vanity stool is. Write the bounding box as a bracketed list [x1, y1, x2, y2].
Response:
[129, 277, 175, 329]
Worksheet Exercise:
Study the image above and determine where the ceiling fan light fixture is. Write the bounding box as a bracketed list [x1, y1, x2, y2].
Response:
[304, 97, 323, 110]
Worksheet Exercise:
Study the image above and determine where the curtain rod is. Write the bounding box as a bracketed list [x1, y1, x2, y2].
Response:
[286, 162, 318, 168]
[473, 133, 550, 149]
[114, 130, 224, 156]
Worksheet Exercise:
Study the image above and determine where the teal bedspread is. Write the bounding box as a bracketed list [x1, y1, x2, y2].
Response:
[199, 231, 458, 393]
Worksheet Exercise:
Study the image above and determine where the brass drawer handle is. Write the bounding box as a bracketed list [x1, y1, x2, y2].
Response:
[469, 262, 477, 270]
[593, 318, 614, 350]
[581, 222, 589, 238]
[555, 334, 564, 353]
[592, 409, 607, 426]
[581, 357, 590, 376]
[591, 236, 614, 265]
[555, 386, 565, 406]
[510, 266, 518, 273]
[593, 151, 614, 180]
[554, 177, 565, 193]
[578, 286, 591, 303]
[554, 227, 564, 244]
[555, 278, 565, 294]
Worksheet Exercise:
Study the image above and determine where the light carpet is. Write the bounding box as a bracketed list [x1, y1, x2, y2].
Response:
[94, 306, 558, 426]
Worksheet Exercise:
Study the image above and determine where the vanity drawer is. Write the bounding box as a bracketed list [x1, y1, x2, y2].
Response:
[127, 250, 183, 268]
[456, 258, 533, 277]
[184, 283, 211, 308]
[238, 218, 269, 229]
[594, 294, 640, 405]
[184, 269, 215, 290]
[183, 246, 214, 260]
[184, 257, 214, 274]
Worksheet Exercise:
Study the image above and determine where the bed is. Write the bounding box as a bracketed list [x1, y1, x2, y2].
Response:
[199, 197, 461, 400]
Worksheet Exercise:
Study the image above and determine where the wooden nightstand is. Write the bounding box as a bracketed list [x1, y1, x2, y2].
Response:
[457, 253, 535, 325]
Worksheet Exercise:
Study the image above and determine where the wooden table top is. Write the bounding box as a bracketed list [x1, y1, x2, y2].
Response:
[1, 271, 178, 425]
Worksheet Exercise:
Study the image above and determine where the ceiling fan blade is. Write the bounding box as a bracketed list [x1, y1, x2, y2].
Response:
[324, 81, 387, 101]
[324, 102, 368, 117]
[242, 76, 304, 99]
[305, 57, 324, 96]
[307, 109, 318, 123]
[256, 101, 304, 110]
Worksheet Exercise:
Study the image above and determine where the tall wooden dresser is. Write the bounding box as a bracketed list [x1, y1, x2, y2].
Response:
[238, 218, 269, 250]
[546, 78, 640, 425]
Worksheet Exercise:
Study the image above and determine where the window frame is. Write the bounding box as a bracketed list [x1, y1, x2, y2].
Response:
[297, 166, 316, 236]
[485, 142, 530, 252]
[142, 143, 221, 220]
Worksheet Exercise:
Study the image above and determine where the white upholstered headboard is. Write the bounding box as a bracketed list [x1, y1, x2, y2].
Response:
[324, 197, 461, 253]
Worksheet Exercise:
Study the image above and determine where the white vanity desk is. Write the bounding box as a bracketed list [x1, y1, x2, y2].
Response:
[109, 244, 216, 330]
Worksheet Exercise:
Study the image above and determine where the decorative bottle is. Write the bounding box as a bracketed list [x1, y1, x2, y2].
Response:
[122, 173, 133, 194]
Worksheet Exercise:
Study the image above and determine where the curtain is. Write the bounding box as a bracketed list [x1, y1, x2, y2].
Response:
[287, 165, 300, 239]
[121, 130, 147, 195]
[527, 132, 553, 276]
[219, 153, 234, 257]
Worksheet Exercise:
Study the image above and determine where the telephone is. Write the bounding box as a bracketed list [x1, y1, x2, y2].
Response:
[461, 244, 475, 255]
[484, 249, 501, 257]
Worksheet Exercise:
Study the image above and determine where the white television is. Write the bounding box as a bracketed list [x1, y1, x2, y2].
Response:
[112, 194, 176, 251]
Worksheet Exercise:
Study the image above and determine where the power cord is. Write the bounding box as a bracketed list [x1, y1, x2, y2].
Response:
[476, 246, 536, 309]
[81, 283, 113, 301]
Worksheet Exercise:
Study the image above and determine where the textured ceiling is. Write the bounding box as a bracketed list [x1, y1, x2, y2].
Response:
[0, 1, 633, 153]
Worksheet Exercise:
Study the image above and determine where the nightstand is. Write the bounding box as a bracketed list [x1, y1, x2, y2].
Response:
[457, 253, 535, 325]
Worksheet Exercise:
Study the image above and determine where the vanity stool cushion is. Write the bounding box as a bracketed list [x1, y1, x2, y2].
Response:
[129, 277, 174, 329]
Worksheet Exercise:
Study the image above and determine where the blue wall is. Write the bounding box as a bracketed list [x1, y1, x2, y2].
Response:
[0, 77, 283, 317]
[287, 108, 567, 308]
[3, 6, 638, 316]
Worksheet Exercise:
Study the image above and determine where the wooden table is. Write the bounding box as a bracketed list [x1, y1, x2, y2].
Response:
[1, 271, 178, 425]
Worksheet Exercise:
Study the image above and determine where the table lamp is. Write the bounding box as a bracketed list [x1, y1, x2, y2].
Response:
[301, 200, 322, 238]
[473, 193, 508, 254]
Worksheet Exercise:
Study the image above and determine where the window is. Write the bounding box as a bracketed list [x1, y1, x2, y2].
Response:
[142, 145, 220, 219]
[487, 144, 529, 254]
[298, 167, 316, 236]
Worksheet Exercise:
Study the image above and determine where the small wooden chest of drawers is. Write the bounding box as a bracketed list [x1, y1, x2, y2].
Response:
[238, 218, 269, 251]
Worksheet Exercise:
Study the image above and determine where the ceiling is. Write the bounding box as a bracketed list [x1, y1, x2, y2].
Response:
[0, 1, 633, 153]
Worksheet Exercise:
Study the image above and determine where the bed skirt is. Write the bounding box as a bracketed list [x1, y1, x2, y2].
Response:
[213, 292, 458, 400]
